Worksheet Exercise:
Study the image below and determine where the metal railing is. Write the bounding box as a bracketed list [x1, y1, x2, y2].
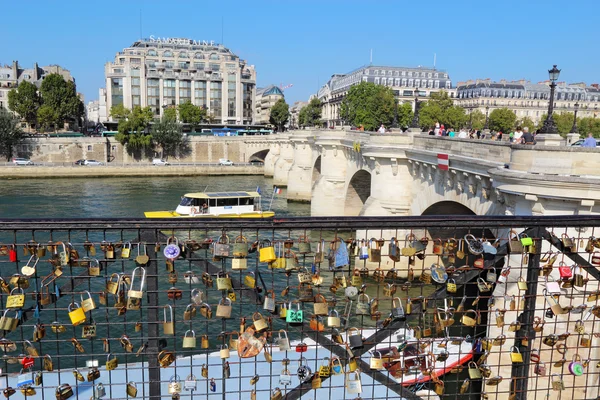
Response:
[0, 216, 599, 399]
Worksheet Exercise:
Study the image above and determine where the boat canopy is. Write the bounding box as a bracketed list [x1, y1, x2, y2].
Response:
[183, 191, 260, 199]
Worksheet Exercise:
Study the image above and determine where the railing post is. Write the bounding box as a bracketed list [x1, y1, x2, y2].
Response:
[141, 230, 161, 399]
[512, 226, 542, 400]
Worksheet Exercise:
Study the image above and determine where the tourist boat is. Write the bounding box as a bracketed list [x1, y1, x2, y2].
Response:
[144, 191, 275, 218]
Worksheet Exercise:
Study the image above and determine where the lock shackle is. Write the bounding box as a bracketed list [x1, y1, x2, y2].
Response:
[164, 305, 174, 322]
[130, 266, 146, 291]
[184, 329, 195, 338]
[328, 309, 339, 317]
[68, 302, 81, 312]
[392, 297, 403, 310]
[137, 243, 147, 256]
[9, 287, 24, 295]
[370, 350, 382, 358]
[357, 293, 370, 302]
[191, 288, 204, 303]
[278, 329, 288, 339]
[166, 236, 179, 246]
[170, 374, 181, 382]
[106, 353, 116, 362]
[123, 241, 131, 250]
[80, 291, 93, 303]
[510, 346, 520, 354]
[543, 289, 560, 306]
[185, 303, 195, 313]
[219, 297, 232, 306]
[556, 343, 567, 355]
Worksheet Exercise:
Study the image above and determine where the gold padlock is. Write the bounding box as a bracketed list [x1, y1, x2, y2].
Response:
[106, 273, 121, 294]
[201, 334, 209, 349]
[461, 310, 477, 327]
[163, 305, 174, 335]
[158, 350, 175, 368]
[182, 330, 196, 348]
[80, 291, 96, 312]
[106, 354, 118, 371]
[68, 303, 86, 326]
[252, 312, 268, 332]
[369, 351, 383, 370]
[6, 288, 25, 309]
[510, 346, 523, 363]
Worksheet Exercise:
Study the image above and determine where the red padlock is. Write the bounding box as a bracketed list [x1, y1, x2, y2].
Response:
[295, 342, 308, 353]
[21, 356, 34, 369]
[558, 262, 572, 279]
[8, 245, 17, 262]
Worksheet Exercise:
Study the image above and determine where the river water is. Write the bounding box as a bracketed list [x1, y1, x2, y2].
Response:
[0, 175, 309, 219]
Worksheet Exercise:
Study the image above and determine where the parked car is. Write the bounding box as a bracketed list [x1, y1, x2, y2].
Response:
[74, 159, 86, 166]
[218, 158, 234, 166]
[84, 160, 104, 166]
[152, 158, 170, 166]
[571, 139, 599, 147]
[12, 158, 33, 166]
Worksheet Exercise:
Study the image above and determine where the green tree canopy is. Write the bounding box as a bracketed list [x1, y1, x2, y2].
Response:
[39, 73, 84, 129]
[397, 102, 414, 129]
[0, 109, 25, 161]
[299, 98, 322, 127]
[537, 113, 576, 136]
[339, 82, 395, 131]
[418, 91, 466, 129]
[517, 116, 536, 133]
[578, 117, 600, 137]
[7, 81, 41, 128]
[488, 108, 517, 133]
[163, 107, 177, 122]
[151, 115, 184, 158]
[37, 105, 58, 132]
[470, 109, 486, 130]
[269, 98, 289, 132]
[178, 102, 207, 128]
[111, 105, 154, 150]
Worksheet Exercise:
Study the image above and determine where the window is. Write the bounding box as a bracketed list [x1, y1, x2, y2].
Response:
[178, 62, 188, 69]
[194, 81, 207, 107]
[130, 58, 141, 64]
[113, 68, 123, 73]
[210, 63, 220, 71]
[194, 53, 204, 59]
[401, 71, 406, 76]
[374, 77, 379, 84]
[87, 145, 92, 151]
[210, 53, 219, 60]
[179, 52, 188, 58]
[131, 78, 140, 86]
[194, 62, 205, 69]
[148, 50, 157, 56]
[210, 81, 222, 118]
[131, 69, 140, 77]
[132, 87, 140, 95]
[112, 145, 117, 151]
[163, 51, 173, 57]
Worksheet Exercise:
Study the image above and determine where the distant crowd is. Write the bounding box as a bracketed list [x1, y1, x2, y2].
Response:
[427, 123, 537, 144]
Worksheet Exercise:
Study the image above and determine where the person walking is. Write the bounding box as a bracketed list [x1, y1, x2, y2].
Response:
[582, 132, 597, 147]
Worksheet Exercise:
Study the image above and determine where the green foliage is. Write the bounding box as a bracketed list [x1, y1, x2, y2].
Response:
[37, 105, 59, 132]
[0, 109, 25, 161]
[517, 116, 536, 133]
[151, 116, 184, 157]
[299, 98, 322, 127]
[470, 110, 486, 130]
[418, 91, 466, 129]
[178, 102, 207, 128]
[269, 98, 289, 132]
[488, 108, 517, 133]
[7, 81, 41, 128]
[552, 112, 576, 135]
[39, 74, 84, 128]
[163, 107, 177, 122]
[110, 105, 154, 149]
[397, 102, 413, 128]
[339, 81, 395, 131]
[578, 117, 600, 137]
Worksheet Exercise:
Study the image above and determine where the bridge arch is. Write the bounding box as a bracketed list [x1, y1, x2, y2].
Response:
[345, 169, 371, 216]
[249, 149, 270, 162]
[311, 156, 322, 189]
[421, 201, 476, 216]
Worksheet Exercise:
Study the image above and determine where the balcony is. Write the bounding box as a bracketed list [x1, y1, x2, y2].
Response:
[146, 70, 160, 78]
[164, 71, 175, 78]
[178, 71, 191, 79]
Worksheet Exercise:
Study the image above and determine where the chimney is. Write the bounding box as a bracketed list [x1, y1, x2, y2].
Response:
[12, 60, 18, 80]
[33, 62, 39, 81]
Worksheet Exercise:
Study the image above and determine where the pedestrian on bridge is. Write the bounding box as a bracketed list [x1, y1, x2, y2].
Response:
[582, 132, 597, 147]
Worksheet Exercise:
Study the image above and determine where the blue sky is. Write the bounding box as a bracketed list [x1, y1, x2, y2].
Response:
[2, 0, 598, 106]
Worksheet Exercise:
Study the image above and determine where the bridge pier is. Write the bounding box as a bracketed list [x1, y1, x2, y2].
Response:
[263, 142, 279, 177]
[286, 134, 315, 202]
[272, 139, 294, 187]
[311, 144, 348, 216]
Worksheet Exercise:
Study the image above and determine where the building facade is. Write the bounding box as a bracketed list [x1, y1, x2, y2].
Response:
[86, 88, 108, 126]
[455, 79, 600, 125]
[0, 61, 75, 129]
[104, 37, 256, 125]
[254, 85, 284, 125]
[289, 100, 308, 129]
[316, 65, 453, 128]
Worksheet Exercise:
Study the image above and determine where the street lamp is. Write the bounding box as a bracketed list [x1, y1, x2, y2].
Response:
[484, 105, 490, 130]
[541, 64, 561, 133]
[392, 98, 399, 129]
[468, 107, 473, 130]
[571, 102, 579, 133]
[409, 90, 420, 130]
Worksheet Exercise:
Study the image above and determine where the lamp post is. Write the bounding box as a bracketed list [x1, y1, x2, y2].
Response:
[409, 90, 420, 131]
[484, 106, 490, 130]
[468, 107, 473, 130]
[541, 65, 561, 134]
[392, 98, 399, 129]
[571, 102, 579, 133]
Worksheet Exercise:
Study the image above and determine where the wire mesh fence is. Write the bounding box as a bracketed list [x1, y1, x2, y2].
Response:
[0, 216, 598, 400]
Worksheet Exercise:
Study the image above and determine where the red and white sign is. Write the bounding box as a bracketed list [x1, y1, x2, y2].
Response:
[437, 153, 449, 171]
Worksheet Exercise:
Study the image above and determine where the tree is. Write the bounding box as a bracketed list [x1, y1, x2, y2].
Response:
[7, 81, 41, 129]
[488, 108, 517, 133]
[178, 101, 207, 129]
[39, 73, 84, 130]
[299, 98, 322, 127]
[163, 107, 177, 122]
[397, 102, 413, 129]
[443, 106, 468, 130]
[269, 98, 289, 132]
[37, 105, 59, 132]
[517, 116, 536, 133]
[0, 109, 25, 161]
[578, 117, 600, 137]
[417, 91, 466, 129]
[340, 82, 395, 131]
[111, 105, 154, 150]
[151, 115, 184, 158]
[470, 110, 486, 130]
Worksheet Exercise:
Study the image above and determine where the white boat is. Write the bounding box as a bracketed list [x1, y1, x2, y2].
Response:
[145, 191, 275, 218]
[0, 328, 471, 399]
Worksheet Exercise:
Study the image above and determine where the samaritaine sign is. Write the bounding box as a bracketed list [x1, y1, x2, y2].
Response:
[148, 36, 217, 46]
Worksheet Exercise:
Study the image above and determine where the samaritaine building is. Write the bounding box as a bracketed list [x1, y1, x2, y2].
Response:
[104, 37, 256, 125]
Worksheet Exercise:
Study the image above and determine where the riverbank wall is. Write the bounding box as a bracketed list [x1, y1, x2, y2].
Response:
[0, 165, 264, 179]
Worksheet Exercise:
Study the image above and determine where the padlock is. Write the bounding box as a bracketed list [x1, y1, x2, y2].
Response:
[201, 364, 208, 378]
[347, 327, 363, 348]
[163, 305, 174, 335]
[200, 303, 213, 319]
[298, 235, 311, 254]
[232, 255, 248, 270]
[219, 344, 230, 359]
[327, 309, 341, 327]
[253, 312, 269, 332]
[461, 310, 477, 327]
[6, 287, 25, 309]
[105, 353, 118, 371]
[346, 370, 362, 394]
[182, 330, 196, 348]
[356, 293, 370, 315]
[477, 277, 491, 292]
[270, 387, 283, 400]
[551, 374, 565, 391]
[297, 357, 312, 382]
[164, 237, 181, 260]
[534, 361, 547, 376]
[259, 239, 276, 262]
[544, 289, 565, 315]
[434, 380, 445, 395]
[510, 346, 523, 363]
[106, 273, 121, 294]
[169, 375, 182, 394]
[216, 271, 233, 290]
[543, 334, 558, 347]
[184, 374, 197, 391]
[312, 294, 328, 316]
[263, 290, 276, 312]
[68, 302, 86, 326]
[200, 334, 209, 349]
[277, 330, 290, 351]
[369, 351, 384, 370]
[580, 333, 591, 348]
[216, 297, 232, 318]
[392, 297, 405, 320]
[93, 383, 106, 399]
[318, 357, 331, 377]
[468, 361, 482, 379]
[286, 302, 303, 326]
[569, 354, 584, 376]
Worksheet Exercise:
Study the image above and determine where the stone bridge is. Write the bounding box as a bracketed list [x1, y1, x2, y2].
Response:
[263, 130, 600, 217]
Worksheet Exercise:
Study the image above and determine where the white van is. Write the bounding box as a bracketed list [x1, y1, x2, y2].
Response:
[218, 159, 233, 166]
